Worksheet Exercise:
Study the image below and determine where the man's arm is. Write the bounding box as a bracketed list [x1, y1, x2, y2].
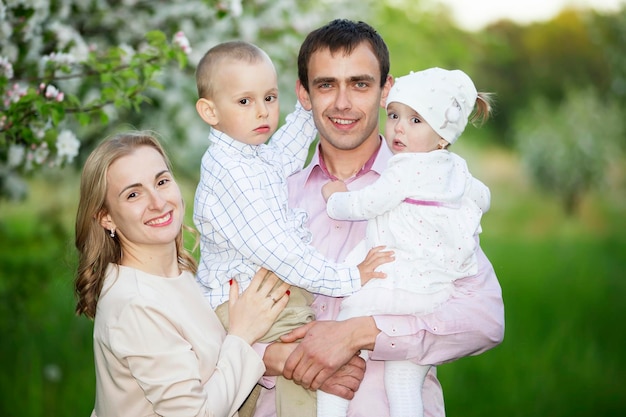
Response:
[280, 245, 504, 388]
[262, 336, 368, 398]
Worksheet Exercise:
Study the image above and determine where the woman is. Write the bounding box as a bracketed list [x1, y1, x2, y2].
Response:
[74, 131, 290, 417]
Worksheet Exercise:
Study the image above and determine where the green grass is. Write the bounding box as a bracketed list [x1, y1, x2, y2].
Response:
[1, 149, 625, 416]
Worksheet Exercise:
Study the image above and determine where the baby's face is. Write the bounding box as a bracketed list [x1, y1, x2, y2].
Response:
[210, 56, 280, 146]
[384, 102, 444, 154]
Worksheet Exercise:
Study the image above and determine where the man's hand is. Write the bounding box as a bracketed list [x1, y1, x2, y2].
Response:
[280, 318, 379, 390]
[319, 354, 366, 400]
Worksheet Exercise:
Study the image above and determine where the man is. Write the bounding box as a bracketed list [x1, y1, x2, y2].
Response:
[255, 19, 504, 417]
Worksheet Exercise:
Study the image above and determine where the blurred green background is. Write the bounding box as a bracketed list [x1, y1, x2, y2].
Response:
[2, 1, 626, 416]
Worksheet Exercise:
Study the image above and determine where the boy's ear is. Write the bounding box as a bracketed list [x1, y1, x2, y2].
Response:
[196, 98, 219, 126]
[296, 80, 312, 111]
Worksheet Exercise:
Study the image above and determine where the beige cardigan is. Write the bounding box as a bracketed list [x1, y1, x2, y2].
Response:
[90, 264, 264, 417]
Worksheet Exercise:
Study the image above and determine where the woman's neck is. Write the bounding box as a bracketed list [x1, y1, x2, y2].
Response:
[120, 243, 180, 278]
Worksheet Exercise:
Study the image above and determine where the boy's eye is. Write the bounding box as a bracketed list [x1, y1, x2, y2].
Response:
[239, 98, 250, 105]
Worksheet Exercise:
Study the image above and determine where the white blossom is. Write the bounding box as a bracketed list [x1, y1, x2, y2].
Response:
[55, 130, 80, 164]
[8, 144, 25, 168]
[0, 56, 13, 79]
[31, 142, 49, 165]
[44, 84, 60, 99]
[173, 31, 192, 55]
[230, 0, 243, 17]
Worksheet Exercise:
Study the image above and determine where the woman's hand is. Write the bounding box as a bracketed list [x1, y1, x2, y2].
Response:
[227, 268, 290, 345]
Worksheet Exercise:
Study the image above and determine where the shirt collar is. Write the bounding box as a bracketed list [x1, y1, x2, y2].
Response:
[303, 135, 391, 183]
[209, 129, 259, 157]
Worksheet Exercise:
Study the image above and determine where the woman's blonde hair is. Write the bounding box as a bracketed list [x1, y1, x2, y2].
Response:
[74, 131, 198, 319]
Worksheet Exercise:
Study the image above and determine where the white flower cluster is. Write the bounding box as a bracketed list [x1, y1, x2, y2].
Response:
[6, 130, 80, 170]
[0, 0, 375, 199]
[0, 55, 13, 79]
[173, 32, 192, 55]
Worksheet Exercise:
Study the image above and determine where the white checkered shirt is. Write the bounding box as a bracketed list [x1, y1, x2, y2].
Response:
[194, 104, 361, 307]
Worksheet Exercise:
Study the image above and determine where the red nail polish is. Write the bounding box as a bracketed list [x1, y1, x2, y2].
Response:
[286, 290, 291, 296]
[229, 279, 233, 285]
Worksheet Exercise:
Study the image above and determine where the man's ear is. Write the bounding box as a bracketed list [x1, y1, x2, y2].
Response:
[380, 74, 393, 108]
[196, 98, 219, 126]
[296, 80, 312, 111]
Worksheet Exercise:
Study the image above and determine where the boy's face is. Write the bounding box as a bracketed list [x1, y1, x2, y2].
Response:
[384, 102, 446, 154]
[207, 56, 280, 145]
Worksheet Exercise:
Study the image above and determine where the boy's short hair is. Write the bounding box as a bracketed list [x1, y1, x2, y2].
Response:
[195, 41, 269, 99]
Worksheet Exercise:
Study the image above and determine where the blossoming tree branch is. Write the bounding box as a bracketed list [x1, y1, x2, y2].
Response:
[1, 25, 191, 196]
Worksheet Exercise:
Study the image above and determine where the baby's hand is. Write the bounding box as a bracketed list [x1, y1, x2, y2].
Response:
[357, 246, 395, 286]
[322, 180, 348, 202]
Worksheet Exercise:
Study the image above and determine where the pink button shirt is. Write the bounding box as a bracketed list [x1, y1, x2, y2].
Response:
[254, 138, 504, 417]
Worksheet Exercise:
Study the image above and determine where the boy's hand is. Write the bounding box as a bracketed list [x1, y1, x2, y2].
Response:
[357, 246, 394, 286]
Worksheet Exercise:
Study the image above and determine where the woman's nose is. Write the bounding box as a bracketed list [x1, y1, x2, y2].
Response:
[148, 190, 167, 209]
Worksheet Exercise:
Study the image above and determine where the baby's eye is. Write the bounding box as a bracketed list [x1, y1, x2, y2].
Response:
[387, 112, 398, 120]
[410, 117, 421, 124]
[239, 98, 250, 105]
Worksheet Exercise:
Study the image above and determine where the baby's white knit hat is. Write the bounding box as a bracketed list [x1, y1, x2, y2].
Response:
[386, 67, 477, 144]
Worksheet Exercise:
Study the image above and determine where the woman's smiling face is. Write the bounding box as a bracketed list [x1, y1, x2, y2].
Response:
[100, 145, 184, 251]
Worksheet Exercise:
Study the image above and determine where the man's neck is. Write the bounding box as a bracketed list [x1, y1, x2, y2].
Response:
[320, 135, 381, 181]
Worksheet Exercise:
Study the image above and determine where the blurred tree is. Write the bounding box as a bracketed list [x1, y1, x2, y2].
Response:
[0, 0, 375, 200]
[588, 7, 626, 109]
[513, 88, 624, 215]
[477, 7, 616, 147]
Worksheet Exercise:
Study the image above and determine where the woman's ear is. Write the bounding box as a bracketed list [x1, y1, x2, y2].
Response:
[98, 210, 115, 233]
[196, 98, 219, 126]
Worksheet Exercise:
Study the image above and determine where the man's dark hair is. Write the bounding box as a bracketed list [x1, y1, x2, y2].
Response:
[297, 19, 390, 91]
